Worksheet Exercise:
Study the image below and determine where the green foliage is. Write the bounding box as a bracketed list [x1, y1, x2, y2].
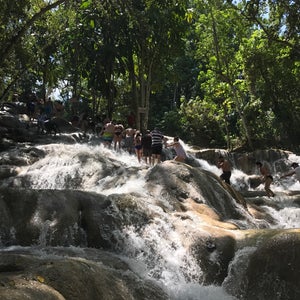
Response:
[240, 28, 300, 147]
[159, 110, 185, 137]
[177, 0, 299, 150]
[179, 96, 226, 147]
[0, 0, 299, 150]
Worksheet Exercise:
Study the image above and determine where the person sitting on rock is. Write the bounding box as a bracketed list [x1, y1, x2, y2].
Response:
[165, 136, 187, 163]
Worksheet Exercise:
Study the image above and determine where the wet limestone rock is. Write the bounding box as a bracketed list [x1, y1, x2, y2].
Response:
[224, 230, 300, 300]
[0, 249, 168, 300]
[145, 160, 249, 224]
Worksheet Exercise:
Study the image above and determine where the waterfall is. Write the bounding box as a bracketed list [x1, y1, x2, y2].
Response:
[1, 141, 299, 300]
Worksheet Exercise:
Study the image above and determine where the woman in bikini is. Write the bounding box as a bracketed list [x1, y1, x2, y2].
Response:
[113, 123, 124, 151]
[134, 131, 143, 163]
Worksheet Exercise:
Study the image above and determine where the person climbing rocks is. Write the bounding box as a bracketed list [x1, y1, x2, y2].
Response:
[280, 162, 300, 182]
[256, 161, 275, 197]
[217, 155, 232, 185]
[165, 136, 187, 163]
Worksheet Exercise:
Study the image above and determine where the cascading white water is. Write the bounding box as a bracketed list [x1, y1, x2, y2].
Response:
[197, 156, 300, 230]
[10, 142, 239, 299]
[4, 141, 300, 300]
[20, 143, 147, 194]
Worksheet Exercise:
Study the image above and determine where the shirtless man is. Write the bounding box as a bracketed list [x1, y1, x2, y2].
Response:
[217, 155, 232, 185]
[256, 161, 275, 197]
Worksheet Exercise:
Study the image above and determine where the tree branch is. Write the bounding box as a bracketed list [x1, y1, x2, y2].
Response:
[0, 0, 68, 65]
[227, 1, 299, 55]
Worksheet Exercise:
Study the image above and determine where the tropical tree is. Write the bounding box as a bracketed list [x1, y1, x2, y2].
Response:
[0, 0, 68, 102]
[231, 0, 300, 148]
[178, 0, 254, 148]
[179, 0, 299, 149]
[120, 0, 189, 130]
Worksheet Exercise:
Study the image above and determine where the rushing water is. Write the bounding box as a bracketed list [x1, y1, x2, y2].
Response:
[1, 140, 300, 299]
[197, 154, 300, 231]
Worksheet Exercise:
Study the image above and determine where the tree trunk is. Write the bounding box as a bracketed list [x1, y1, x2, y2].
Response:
[209, 4, 253, 150]
[231, 86, 253, 150]
[128, 54, 139, 128]
[137, 46, 155, 131]
[0, 69, 26, 102]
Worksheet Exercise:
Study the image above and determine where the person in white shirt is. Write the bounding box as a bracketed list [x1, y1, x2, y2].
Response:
[166, 136, 187, 163]
[281, 162, 300, 182]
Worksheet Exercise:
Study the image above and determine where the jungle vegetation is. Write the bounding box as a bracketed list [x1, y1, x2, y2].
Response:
[0, 0, 299, 151]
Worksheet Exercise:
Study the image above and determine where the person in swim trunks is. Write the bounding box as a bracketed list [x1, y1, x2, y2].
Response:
[123, 128, 135, 154]
[256, 161, 275, 197]
[217, 155, 232, 185]
[151, 128, 164, 165]
[101, 120, 115, 147]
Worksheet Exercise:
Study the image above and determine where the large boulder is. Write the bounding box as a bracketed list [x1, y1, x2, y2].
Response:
[0, 248, 168, 300]
[145, 161, 249, 224]
[223, 230, 300, 300]
[0, 188, 144, 248]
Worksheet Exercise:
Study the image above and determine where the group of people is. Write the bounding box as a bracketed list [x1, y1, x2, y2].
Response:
[25, 97, 64, 134]
[27, 97, 64, 122]
[217, 156, 300, 197]
[99, 119, 188, 165]
[100, 118, 300, 197]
